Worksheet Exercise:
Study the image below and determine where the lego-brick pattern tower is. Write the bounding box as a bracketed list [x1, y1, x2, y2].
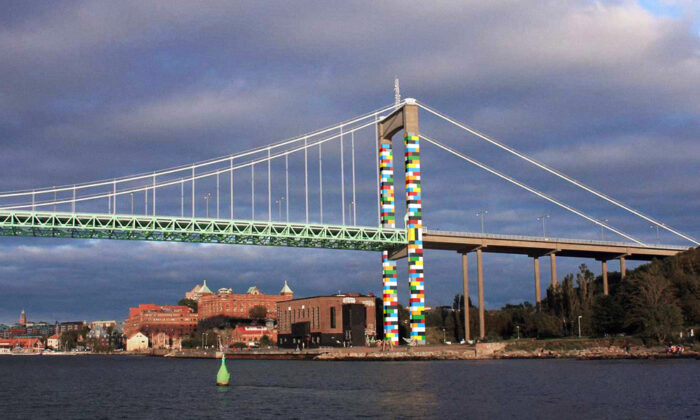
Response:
[404, 132, 425, 344]
[380, 142, 399, 344]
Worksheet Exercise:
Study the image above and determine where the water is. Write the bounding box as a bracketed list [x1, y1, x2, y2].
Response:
[0, 356, 697, 419]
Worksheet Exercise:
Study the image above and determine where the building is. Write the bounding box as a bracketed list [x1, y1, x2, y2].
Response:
[277, 294, 381, 348]
[56, 321, 87, 335]
[185, 280, 213, 301]
[230, 325, 276, 346]
[47, 334, 60, 350]
[0, 324, 8, 339]
[126, 332, 149, 351]
[198, 281, 294, 320]
[0, 337, 45, 353]
[124, 304, 197, 349]
[90, 320, 117, 330]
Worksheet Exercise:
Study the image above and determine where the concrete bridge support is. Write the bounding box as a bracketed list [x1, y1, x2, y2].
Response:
[533, 257, 541, 308]
[477, 248, 485, 340]
[549, 253, 558, 288]
[601, 260, 609, 296]
[619, 256, 626, 279]
[461, 252, 470, 342]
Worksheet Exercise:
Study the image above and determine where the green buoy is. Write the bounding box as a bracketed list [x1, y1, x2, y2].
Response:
[217, 354, 230, 386]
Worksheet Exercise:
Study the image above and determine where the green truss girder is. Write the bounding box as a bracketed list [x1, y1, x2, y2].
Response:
[0, 211, 407, 252]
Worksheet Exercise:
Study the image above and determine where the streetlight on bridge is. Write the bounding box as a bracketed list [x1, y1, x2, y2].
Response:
[476, 210, 488, 234]
[599, 218, 609, 241]
[130, 193, 134, 215]
[537, 214, 550, 238]
[204, 193, 212, 218]
[650, 225, 660, 244]
[276, 197, 285, 221]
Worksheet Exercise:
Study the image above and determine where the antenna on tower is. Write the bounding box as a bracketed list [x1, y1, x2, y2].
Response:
[394, 77, 401, 106]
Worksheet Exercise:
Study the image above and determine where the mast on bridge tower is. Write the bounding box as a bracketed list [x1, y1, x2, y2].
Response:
[378, 97, 425, 345]
[394, 78, 401, 106]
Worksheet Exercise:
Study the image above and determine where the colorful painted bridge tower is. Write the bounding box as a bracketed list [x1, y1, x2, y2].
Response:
[378, 99, 425, 345]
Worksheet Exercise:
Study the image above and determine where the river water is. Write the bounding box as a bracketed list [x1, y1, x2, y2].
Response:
[0, 356, 697, 419]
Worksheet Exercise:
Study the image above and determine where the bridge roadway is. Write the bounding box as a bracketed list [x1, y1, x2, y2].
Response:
[0, 210, 406, 251]
[420, 228, 689, 261]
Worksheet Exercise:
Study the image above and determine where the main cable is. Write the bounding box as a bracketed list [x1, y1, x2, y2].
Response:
[418, 101, 699, 246]
[420, 133, 647, 246]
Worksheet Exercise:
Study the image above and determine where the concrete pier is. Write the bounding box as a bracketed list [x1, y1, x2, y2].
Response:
[550, 253, 558, 287]
[461, 252, 470, 342]
[477, 248, 485, 340]
[601, 260, 609, 295]
[534, 257, 541, 307]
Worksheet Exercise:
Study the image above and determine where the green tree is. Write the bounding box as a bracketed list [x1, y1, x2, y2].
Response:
[623, 267, 684, 342]
[591, 295, 625, 336]
[178, 298, 198, 313]
[60, 330, 80, 351]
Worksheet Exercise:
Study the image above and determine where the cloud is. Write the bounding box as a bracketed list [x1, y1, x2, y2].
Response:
[0, 0, 698, 322]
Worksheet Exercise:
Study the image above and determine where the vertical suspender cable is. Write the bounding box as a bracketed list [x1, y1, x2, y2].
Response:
[304, 137, 309, 223]
[191, 166, 195, 218]
[72, 186, 76, 213]
[216, 172, 220, 219]
[267, 149, 271, 222]
[340, 126, 345, 225]
[144, 188, 147, 216]
[374, 114, 380, 226]
[113, 181, 116, 214]
[32, 191, 35, 212]
[180, 179, 184, 217]
[152, 174, 155, 216]
[319, 143, 323, 224]
[230, 158, 234, 219]
[285, 154, 289, 222]
[251, 165, 255, 220]
[351, 131, 357, 226]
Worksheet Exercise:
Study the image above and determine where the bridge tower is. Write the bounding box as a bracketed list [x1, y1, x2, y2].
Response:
[378, 99, 425, 345]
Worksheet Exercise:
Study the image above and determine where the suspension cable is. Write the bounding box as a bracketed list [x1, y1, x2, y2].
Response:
[418, 101, 699, 246]
[420, 133, 647, 246]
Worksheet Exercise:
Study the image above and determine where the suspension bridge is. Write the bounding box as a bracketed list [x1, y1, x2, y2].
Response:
[0, 98, 695, 345]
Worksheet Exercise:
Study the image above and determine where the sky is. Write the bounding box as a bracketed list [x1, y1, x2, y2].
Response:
[1, 0, 699, 324]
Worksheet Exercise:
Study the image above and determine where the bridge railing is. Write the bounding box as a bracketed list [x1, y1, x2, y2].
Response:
[423, 227, 690, 250]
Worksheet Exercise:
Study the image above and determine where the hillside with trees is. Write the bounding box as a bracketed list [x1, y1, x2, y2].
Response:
[425, 247, 699, 344]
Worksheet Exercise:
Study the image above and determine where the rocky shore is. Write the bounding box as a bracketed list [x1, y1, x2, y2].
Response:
[144, 340, 698, 361]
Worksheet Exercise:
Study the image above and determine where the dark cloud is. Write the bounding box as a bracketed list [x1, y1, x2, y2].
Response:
[0, 1, 698, 323]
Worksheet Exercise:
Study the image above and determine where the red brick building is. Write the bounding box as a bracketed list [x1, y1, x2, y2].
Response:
[124, 304, 198, 348]
[229, 325, 277, 346]
[277, 294, 381, 348]
[0, 337, 44, 353]
[198, 281, 294, 320]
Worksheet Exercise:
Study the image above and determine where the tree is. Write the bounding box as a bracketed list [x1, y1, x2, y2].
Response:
[60, 330, 79, 351]
[591, 295, 625, 336]
[259, 335, 273, 347]
[623, 266, 684, 342]
[249, 305, 268, 319]
[178, 298, 198, 313]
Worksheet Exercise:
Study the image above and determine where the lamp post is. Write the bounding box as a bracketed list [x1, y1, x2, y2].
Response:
[276, 197, 285, 221]
[599, 218, 609, 241]
[537, 214, 550, 238]
[204, 193, 211, 218]
[650, 225, 660, 244]
[442, 328, 446, 344]
[130, 193, 134, 215]
[516, 325, 520, 340]
[577, 315, 582, 338]
[476, 210, 488, 234]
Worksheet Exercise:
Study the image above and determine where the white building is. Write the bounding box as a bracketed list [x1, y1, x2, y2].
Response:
[126, 332, 149, 351]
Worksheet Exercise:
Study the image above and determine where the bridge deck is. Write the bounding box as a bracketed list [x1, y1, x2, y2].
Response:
[419, 229, 689, 261]
[0, 211, 406, 251]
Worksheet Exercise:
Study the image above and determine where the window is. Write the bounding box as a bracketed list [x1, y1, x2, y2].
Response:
[330, 307, 336, 329]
